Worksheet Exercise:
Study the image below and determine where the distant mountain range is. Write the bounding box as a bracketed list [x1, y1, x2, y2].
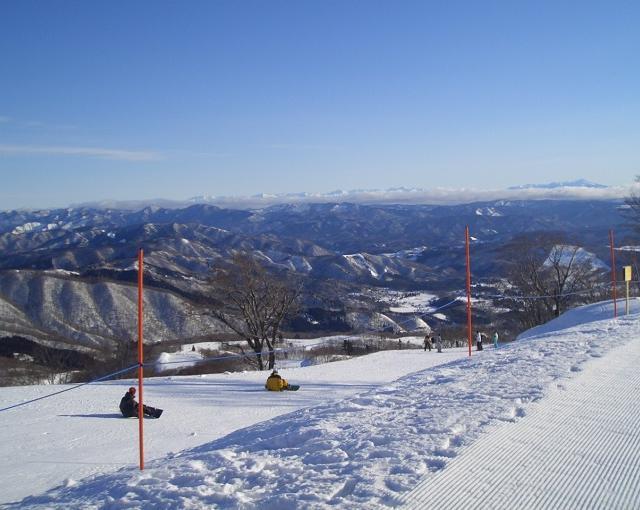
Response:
[507, 179, 608, 190]
[0, 197, 633, 361]
[62, 180, 625, 212]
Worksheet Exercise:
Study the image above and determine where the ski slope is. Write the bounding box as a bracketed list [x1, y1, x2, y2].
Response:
[0, 342, 466, 506]
[400, 326, 640, 508]
[2, 300, 640, 508]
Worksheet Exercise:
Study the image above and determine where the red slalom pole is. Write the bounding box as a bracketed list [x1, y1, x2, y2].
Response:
[609, 230, 617, 318]
[465, 226, 473, 357]
[137, 248, 145, 470]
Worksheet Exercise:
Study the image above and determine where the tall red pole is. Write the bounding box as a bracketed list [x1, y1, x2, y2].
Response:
[137, 248, 145, 470]
[609, 230, 617, 318]
[465, 226, 473, 357]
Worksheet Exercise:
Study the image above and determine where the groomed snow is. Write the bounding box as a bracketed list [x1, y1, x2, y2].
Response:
[2, 300, 639, 508]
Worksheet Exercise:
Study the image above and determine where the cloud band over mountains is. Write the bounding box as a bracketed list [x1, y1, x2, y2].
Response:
[73, 183, 631, 211]
[0, 144, 160, 161]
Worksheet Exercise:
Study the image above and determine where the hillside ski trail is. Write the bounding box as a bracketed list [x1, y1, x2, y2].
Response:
[400, 333, 640, 509]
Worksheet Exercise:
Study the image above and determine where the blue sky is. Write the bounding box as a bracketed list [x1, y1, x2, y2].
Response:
[0, 1, 638, 209]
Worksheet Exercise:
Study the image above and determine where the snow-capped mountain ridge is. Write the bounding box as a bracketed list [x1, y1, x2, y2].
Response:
[508, 179, 607, 190]
[58, 181, 625, 212]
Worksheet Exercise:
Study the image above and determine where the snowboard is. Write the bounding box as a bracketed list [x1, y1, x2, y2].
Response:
[122, 408, 163, 418]
[286, 385, 300, 391]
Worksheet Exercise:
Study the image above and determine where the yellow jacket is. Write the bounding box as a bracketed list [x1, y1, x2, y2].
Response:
[265, 374, 288, 391]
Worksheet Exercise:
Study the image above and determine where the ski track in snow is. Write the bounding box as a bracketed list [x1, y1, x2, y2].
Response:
[3, 300, 640, 509]
[400, 314, 640, 509]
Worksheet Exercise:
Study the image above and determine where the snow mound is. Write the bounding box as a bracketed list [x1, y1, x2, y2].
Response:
[517, 298, 640, 340]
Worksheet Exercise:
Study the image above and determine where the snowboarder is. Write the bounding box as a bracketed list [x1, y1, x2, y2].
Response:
[493, 331, 499, 349]
[476, 331, 483, 351]
[265, 369, 300, 391]
[423, 336, 432, 352]
[435, 334, 443, 353]
[119, 387, 163, 418]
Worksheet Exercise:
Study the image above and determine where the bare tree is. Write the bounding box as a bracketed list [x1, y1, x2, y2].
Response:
[624, 175, 640, 229]
[505, 233, 606, 328]
[205, 255, 302, 370]
[33, 343, 74, 384]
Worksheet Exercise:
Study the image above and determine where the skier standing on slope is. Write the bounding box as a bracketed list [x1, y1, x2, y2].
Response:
[476, 331, 483, 351]
[435, 333, 443, 353]
[493, 331, 499, 349]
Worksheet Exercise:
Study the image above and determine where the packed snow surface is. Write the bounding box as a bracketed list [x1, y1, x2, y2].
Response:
[0, 343, 466, 506]
[2, 300, 640, 508]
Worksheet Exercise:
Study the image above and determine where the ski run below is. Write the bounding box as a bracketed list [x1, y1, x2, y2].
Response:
[0, 300, 639, 508]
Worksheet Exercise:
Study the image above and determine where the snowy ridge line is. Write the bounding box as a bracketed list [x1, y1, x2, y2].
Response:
[0, 363, 139, 413]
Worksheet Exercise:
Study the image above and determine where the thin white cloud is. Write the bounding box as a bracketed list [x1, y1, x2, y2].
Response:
[200, 185, 630, 209]
[0, 144, 161, 161]
[22, 120, 45, 128]
[0, 116, 10, 123]
[72, 184, 631, 211]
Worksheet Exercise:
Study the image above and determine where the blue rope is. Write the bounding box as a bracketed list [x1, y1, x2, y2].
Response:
[3, 279, 631, 412]
[0, 363, 139, 413]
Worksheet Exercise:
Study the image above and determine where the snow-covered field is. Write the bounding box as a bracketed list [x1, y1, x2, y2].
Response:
[0, 344, 465, 506]
[1, 300, 639, 508]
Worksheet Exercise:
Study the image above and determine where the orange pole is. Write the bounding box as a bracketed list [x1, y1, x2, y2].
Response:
[137, 248, 145, 470]
[465, 226, 472, 357]
[609, 230, 617, 318]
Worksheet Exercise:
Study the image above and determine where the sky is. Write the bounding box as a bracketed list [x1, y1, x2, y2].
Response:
[1, 1, 639, 210]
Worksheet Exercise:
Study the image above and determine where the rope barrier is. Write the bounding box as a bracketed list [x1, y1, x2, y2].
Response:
[0, 363, 139, 413]
[478, 280, 632, 301]
[2, 280, 634, 413]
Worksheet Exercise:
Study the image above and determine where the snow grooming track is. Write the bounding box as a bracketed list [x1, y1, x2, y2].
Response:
[400, 321, 640, 509]
[7, 301, 640, 509]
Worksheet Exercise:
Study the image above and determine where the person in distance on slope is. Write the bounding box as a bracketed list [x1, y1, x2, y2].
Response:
[119, 387, 163, 418]
[423, 335, 432, 352]
[264, 368, 300, 391]
[265, 369, 289, 391]
[476, 331, 483, 351]
[435, 333, 443, 353]
[493, 331, 499, 349]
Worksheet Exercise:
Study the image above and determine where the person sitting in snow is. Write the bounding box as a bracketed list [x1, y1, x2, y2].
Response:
[119, 387, 163, 418]
[265, 369, 289, 391]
